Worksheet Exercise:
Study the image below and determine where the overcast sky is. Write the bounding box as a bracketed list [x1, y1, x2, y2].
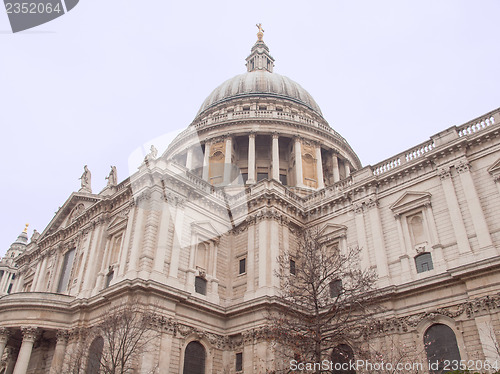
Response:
[1, 1, 499, 256]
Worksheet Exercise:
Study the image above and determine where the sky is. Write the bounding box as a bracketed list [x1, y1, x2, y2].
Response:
[1, 1, 499, 256]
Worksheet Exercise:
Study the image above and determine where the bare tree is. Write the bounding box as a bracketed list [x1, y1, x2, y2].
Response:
[269, 227, 378, 373]
[66, 300, 162, 374]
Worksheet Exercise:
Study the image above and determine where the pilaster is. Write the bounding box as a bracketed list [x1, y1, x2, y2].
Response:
[437, 166, 472, 255]
[456, 160, 494, 251]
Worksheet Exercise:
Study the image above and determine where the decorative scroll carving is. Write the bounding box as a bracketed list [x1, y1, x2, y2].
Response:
[366, 293, 500, 336]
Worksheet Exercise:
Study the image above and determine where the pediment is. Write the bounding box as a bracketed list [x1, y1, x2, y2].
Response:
[39, 193, 101, 239]
[390, 191, 431, 215]
[487, 158, 500, 176]
[191, 221, 221, 241]
[107, 215, 128, 233]
[318, 223, 347, 241]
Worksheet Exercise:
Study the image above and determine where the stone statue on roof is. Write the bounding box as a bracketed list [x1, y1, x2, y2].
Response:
[106, 165, 118, 187]
[79, 165, 92, 193]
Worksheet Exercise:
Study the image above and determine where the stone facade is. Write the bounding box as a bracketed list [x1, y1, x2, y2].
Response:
[1, 31, 500, 373]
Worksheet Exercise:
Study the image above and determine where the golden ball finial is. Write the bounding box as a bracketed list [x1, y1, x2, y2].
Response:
[256, 23, 264, 41]
[23, 223, 29, 233]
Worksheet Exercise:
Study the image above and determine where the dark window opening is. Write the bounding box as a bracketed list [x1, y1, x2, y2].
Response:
[87, 336, 104, 374]
[331, 344, 356, 374]
[290, 259, 296, 275]
[415, 252, 433, 273]
[236, 352, 243, 372]
[195, 276, 207, 295]
[329, 279, 342, 298]
[424, 324, 461, 374]
[183, 341, 206, 374]
[241, 173, 248, 184]
[257, 172, 268, 181]
[279, 174, 288, 185]
[239, 258, 246, 275]
[7, 284, 12, 294]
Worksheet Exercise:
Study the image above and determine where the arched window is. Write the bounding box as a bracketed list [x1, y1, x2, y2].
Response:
[86, 336, 104, 374]
[415, 252, 433, 273]
[424, 324, 461, 374]
[209, 150, 224, 185]
[331, 344, 355, 374]
[183, 341, 206, 374]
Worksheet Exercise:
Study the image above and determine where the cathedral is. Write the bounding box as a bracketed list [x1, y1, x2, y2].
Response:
[1, 26, 500, 373]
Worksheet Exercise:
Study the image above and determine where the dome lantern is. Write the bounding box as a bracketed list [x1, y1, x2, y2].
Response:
[245, 24, 274, 73]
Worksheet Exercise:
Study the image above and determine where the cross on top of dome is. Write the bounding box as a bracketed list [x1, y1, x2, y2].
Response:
[246, 24, 275, 73]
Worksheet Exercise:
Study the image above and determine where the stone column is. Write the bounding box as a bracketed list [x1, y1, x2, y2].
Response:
[202, 141, 211, 181]
[247, 133, 256, 184]
[185, 147, 193, 170]
[49, 330, 68, 374]
[12, 327, 39, 374]
[456, 161, 493, 249]
[345, 161, 351, 177]
[438, 167, 472, 254]
[272, 133, 280, 181]
[331, 154, 340, 183]
[315, 144, 324, 189]
[2, 273, 13, 294]
[0, 327, 11, 360]
[224, 136, 233, 185]
[294, 137, 304, 187]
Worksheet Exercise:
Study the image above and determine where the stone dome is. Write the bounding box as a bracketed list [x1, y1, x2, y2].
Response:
[197, 70, 323, 117]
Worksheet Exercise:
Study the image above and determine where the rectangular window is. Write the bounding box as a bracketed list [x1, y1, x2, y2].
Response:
[236, 352, 243, 372]
[239, 258, 246, 275]
[195, 276, 207, 295]
[290, 259, 296, 275]
[57, 248, 76, 293]
[279, 174, 288, 185]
